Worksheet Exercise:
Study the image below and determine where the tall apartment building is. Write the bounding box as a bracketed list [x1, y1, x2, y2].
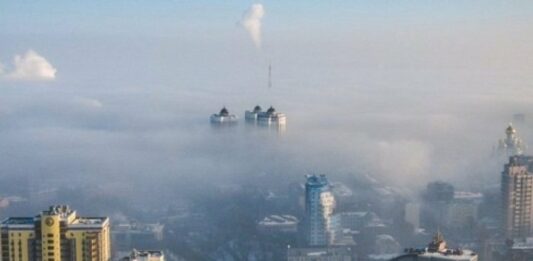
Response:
[502, 155, 533, 239]
[303, 174, 336, 246]
[0, 205, 111, 261]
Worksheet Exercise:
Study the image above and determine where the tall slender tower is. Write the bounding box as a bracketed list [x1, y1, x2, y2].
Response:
[304, 174, 336, 246]
[502, 155, 533, 239]
[268, 63, 272, 89]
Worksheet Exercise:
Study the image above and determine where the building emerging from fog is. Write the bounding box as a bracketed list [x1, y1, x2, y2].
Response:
[245, 105, 263, 123]
[245, 105, 286, 131]
[502, 155, 533, 239]
[210, 107, 238, 124]
[0, 205, 111, 261]
[392, 232, 478, 261]
[258, 106, 286, 128]
[120, 249, 164, 261]
[497, 124, 526, 156]
[304, 174, 336, 246]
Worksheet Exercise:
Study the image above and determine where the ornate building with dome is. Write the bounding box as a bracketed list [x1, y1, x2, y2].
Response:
[210, 107, 238, 124]
[497, 124, 526, 156]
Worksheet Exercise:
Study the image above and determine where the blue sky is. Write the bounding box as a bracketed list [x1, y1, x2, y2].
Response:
[2, 1, 532, 36]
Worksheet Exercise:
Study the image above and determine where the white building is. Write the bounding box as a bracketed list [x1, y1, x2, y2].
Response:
[257, 106, 286, 128]
[210, 107, 238, 124]
[245, 105, 263, 123]
[120, 249, 164, 261]
[257, 215, 298, 233]
[392, 232, 478, 261]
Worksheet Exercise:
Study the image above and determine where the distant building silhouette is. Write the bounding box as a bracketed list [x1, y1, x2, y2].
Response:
[497, 124, 526, 157]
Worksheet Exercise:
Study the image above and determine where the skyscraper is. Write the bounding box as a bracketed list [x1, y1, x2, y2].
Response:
[0, 205, 111, 261]
[502, 155, 533, 239]
[304, 174, 336, 246]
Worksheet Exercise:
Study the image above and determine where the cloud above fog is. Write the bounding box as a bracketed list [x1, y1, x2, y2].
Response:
[240, 4, 265, 48]
[73, 97, 104, 110]
[3, 50, 57, 81]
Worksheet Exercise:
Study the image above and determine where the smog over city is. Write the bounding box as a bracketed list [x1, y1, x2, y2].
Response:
[1, 1, 533, 261]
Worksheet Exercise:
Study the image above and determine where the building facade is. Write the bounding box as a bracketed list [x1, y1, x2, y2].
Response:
[502, 155, 533, 239]
[0, 205, 111, 261]
[304, 175, 336, 246]
[245, 105, 263, 124]
[257, 106, 286, 131]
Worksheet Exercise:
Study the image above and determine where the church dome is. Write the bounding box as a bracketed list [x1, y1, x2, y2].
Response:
[266, 106, 276, 114]
[219, 107, 229, 116]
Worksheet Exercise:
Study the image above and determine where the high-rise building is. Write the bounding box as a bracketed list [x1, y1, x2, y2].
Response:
[0, 205, 111, 261]
[502, 155, 533, 239]
[303, 174, 336, 246]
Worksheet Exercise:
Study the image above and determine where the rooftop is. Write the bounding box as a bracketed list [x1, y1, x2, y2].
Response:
[258, 215, 298, 226]
[1, 217, 34, 225]
[306, 174, 329, 187]
[42, 205, 74, 217]
[394, 232, 478, 260]
[512, 237, 533, 250]
[122, 249, 164, 260]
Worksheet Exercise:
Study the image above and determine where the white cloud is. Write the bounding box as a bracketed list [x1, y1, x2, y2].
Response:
[240, 4, 265, 48]
[6, 50, 57, 81]
[73, 97, 104, 109]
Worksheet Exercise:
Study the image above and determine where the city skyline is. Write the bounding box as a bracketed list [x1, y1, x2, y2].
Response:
[1, 1, 533, 260]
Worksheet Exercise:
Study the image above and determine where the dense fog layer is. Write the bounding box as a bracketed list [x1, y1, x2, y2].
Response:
[1, 2, 533, 212]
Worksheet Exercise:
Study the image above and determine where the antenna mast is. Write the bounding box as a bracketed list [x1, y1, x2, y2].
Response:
[268, 63, 272, 89]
